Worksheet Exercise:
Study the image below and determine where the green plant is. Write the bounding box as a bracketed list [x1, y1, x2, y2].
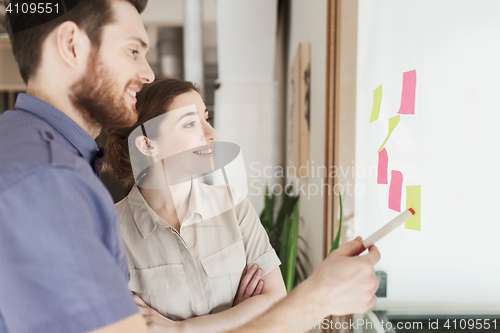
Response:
[260, 184, 312, 292]
[329, 193, 343, 253]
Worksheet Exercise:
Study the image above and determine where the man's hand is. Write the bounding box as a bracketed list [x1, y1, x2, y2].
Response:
[133, 295, 179, 333]
[304, 236, 381, 317]
[233, 264, 264, 306]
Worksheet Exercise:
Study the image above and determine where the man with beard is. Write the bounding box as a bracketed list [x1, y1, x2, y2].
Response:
[0, 1, 154, 332]
[0, 0, 380, 333]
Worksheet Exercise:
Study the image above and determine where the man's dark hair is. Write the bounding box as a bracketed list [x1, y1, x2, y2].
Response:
[5, 0, 148, 84]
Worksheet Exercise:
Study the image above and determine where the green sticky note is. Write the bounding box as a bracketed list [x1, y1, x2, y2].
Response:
[405, 185, 421, 231]
[370, 85, 382, 123]
[377, 115, 400, 152]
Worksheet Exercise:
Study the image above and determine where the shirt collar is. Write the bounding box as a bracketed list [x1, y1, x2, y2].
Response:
[127, 185, 159, 239]
[127, 180, 205, 239]
[14, 93, 98, 163]
[185, 178, 206, 222]
[183, 179, 237, 227]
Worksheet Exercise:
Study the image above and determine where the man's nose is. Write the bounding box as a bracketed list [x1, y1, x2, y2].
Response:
[138, 58, 155, 84]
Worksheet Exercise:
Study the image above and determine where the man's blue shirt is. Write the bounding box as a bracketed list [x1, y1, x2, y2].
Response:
[0, 94, 137, 333]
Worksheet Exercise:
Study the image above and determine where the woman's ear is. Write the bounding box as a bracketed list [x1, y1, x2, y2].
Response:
[135, 136, 157, 156]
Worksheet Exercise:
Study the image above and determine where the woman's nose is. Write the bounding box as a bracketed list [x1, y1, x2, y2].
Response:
[204, 121, 217, 144]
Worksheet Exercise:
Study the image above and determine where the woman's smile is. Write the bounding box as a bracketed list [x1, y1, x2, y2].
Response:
[193, 147, 213, 157]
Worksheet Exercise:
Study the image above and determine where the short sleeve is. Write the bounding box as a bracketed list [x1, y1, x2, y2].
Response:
[0, 167, 138, 333]
[235, 198, 281, 277]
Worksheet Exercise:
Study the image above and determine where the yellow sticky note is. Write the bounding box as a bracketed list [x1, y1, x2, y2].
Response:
[377, 115, 400, 152]
[405, 185, 421, 231]
[370, 85, 382, 123]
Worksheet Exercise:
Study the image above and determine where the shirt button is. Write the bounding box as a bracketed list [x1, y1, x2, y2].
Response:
[45, 132, 54, 140]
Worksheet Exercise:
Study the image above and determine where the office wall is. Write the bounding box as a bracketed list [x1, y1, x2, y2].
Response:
[214, 0, 279, 212]
[141, 0, 216, 25]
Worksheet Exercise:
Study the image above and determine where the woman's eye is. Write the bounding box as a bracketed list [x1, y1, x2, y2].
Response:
[130, 49, 139, 57]
[205, 116, 212, 123]
[184, 121, 196, 128]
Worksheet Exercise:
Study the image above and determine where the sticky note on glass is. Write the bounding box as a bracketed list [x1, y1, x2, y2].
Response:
[377, 115, 400, 152]
[377, 148, 388, 184]
[388, 170, 403, 212]
[405, 186, 421, 231]
[370, 85, 382, 123]
[398, 70, 416, 115]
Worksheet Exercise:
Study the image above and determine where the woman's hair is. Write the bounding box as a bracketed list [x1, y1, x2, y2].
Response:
[106, 77, 199, 193]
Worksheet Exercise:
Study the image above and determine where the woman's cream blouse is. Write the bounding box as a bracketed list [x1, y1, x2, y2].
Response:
[115, 181, 281, 321]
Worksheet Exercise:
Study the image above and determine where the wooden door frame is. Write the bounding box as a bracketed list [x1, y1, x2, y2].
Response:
[323, 1, 346, 332]
[323, 0, 341, 262]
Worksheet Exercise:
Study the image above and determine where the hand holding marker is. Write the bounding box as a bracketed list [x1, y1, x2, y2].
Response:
[329, 197, 415, 255]
[354, 208, 415, 256]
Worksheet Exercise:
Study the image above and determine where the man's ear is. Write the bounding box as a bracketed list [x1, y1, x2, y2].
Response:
[55, 21, 89, 69]
[135, 136, 157, 156]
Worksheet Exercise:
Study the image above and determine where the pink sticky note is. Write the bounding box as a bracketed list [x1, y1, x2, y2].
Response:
[398, 70, 416, 115]
[377, 148, 388, 184]
[388, 170, 403, 212]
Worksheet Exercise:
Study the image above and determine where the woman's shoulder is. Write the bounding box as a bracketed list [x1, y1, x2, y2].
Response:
[114, 189, 137, 230]
[115, 194, 131, 216]
[115, 195, 128, 210]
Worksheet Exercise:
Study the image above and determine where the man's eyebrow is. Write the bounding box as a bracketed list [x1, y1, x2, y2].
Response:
[127, 36, 149, 49]
[176, 111, 197, 123]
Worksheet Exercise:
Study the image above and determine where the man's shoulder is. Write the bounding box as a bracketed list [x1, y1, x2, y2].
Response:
[0, 110, 78, 191]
